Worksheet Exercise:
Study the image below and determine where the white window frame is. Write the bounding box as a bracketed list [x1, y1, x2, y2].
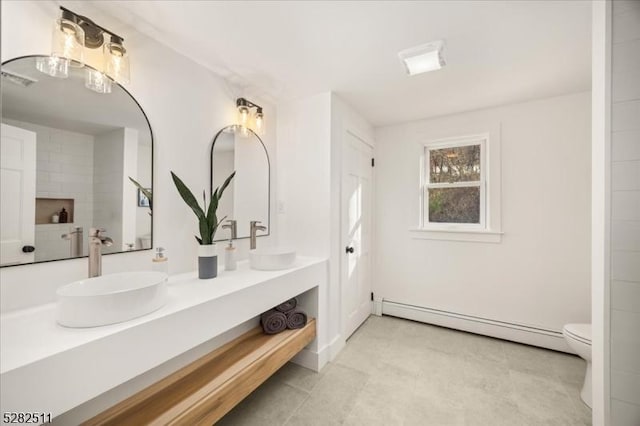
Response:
[421, 136, 487, 231]
[412, 125, 502, 243]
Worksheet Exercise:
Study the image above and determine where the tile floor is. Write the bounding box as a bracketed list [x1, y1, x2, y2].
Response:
[218, 315, 592, 425]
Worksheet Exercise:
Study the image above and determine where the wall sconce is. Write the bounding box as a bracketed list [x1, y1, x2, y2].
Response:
[36, 7, 130, 94]
[236, 98, 265, 136]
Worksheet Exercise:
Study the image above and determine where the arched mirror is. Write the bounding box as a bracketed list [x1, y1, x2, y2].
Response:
[0, 55, 153, 267]
[210, 125, 269, 242]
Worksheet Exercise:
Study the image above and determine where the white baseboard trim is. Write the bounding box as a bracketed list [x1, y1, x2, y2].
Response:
[291, 334, 345, 372]
[382, 300, 573, 353]
[372, 300, 383, 316]
[328, 334, 346, 361]
[291, 348, 321, 371]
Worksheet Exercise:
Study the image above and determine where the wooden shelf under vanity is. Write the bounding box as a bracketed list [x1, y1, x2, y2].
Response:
[84, 318, 316, 426]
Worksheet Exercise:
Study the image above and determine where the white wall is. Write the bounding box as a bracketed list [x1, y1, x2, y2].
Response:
[277, 92, 374, 362]
[277, 93, 332, 256]
[121, 128, 139, 251]
[135, 143, 152, 248]
[277, 92, 332, 359]
[0, 0, 277, 313]
[93, 128, 127, 251]
[609, 1, 640, 424]
[374, 92, 592, 346]
[233, 134, 269, 233]
[213, 149, 235, 233]
[92, 127, 139, 252]
[591, 1, 612, 423]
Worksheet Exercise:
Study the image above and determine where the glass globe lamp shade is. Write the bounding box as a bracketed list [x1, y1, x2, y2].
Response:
[85, 69, 112, 94]
[52, 18, 85, 67]
[35, 56, 70, 78]
[104, 41, 130, 84]
[254, 110, 266, 136]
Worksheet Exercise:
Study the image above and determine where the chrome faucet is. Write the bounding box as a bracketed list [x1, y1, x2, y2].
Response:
[62, 226, 83, 258]
[221, 219, 237, 240]
[88, 228, 113, 278]
[249, 221, 267, 250]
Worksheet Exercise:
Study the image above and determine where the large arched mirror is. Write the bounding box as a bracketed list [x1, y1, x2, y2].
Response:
[0, 55, 153, 267]
[210, 125, 269, 242]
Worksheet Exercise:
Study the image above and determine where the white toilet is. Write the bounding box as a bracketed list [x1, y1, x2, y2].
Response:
[562, 323, 592, 408]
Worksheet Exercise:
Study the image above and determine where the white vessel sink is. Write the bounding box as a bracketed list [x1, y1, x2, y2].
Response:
[249, 248, 297, 271]
[56, 271, 169, 328]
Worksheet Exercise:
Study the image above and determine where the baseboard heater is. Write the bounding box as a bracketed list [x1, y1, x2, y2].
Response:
[381, 300, 571, 353]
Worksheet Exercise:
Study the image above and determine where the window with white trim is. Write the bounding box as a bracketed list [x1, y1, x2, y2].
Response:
[422, 136, 487, 229]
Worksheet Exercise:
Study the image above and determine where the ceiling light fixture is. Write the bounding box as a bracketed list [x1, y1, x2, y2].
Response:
[236, 98, 266, 136]
[398, 40, 446, 76]
[36, 7, 130, 94]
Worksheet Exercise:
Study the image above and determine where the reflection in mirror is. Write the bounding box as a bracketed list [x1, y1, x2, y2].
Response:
[0, 56, 153, 267]
[211, 125, 269, 242]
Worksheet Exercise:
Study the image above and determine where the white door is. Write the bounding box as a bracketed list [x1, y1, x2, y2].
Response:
[342, 131, 373, 339]
[1, 123, 36, 265]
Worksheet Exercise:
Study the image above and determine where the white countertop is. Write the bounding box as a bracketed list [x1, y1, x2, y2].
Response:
[1, 256, 327, 419]
[1, 256, 325, 375]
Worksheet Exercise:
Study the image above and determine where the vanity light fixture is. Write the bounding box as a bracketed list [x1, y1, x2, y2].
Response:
[398, 40, 446, 76]
[236, 98, 266, 136]
[37, 7, 130, 93]
[35, 9, 85, 78]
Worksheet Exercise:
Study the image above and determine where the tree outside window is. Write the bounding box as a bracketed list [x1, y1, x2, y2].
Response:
[423, 138, 486, 228]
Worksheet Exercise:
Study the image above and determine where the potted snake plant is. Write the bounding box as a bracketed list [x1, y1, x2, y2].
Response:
[170, 170, 235, 279]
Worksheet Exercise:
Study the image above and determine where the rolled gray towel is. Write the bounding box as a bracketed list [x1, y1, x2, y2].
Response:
[286, 310, 307, 330]
[261, 309, 287, 335]
[275, 298, 297, 313]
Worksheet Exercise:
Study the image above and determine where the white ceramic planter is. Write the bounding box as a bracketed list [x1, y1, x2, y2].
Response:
[198, 243, 218, 279]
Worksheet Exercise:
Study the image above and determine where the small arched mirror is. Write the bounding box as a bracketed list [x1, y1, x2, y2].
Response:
[210, 125, 270, 241]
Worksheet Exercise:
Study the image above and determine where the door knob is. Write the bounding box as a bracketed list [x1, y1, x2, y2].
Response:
[345, 246, 354, 254]
[22, 245, 35, 253]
